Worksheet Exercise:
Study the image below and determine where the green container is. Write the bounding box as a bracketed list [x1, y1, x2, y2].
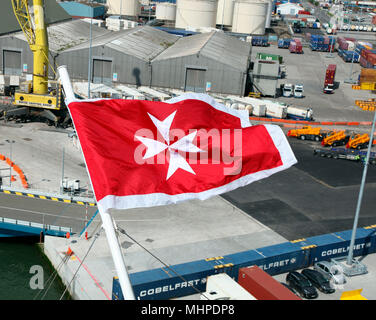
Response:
[256, 52, 283, 64]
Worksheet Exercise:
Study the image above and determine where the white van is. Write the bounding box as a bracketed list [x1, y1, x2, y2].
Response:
[283, 83, 293, 97]
[294, 84, 304, 98]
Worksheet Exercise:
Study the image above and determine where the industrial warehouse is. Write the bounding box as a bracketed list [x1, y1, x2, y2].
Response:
[1, 0, 376, 305]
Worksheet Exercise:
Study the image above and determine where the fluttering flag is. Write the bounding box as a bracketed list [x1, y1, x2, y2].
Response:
[68, 93, 297, 213]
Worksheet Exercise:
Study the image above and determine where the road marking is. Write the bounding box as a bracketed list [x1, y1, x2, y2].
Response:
[0, 204, 87, 221]
[0, 189, 96, 207]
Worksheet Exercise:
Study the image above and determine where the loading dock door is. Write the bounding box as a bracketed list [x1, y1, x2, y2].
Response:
[92, 59, 112, 85]
[3, 50, 21, 75]
[185, 68, 206, 93]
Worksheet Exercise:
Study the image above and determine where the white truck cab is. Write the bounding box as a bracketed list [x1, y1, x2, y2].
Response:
[283, 83, 293, 97]
[294, 84, 304, 98]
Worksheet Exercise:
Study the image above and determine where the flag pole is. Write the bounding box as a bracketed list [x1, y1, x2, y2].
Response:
[57, 65, 136, 300]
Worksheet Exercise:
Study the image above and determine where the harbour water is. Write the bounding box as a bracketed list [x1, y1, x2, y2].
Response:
[0, 238, 69, 300]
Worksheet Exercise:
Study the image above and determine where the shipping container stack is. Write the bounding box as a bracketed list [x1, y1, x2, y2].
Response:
[355, 41, 376, 68]
[310, 34, 335, 52]
[289, 38, 303, 53]
[336, 37, 358, 63]
[278, 38, 291, 49]
[358, 68, 376, 88]
[306, 21, 320, 29]
[252, 36, 269, 47]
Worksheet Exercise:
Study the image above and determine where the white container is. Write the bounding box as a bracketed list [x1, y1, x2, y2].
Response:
[251, 103, 266, 116]
[137, 86, 171, 101]
[115, 85, 145, 100]
[227, 95, 266, 116]
[216, 0, 236, 26]
[175, 0, 218, 29]
[200, 273, 256, 300]
[107, 0, 140, 16]
[286, 106, 313, 120]
[232, 0, 268, 35]
[359, 25, 364, 31]
[156, 3, 176, 21]
[245, 104, 253, 115]
[265, 101, 287, 119]
[346, 40, 355, 51]
[373, 27, 376, 32]
[10, 75, 19, 86]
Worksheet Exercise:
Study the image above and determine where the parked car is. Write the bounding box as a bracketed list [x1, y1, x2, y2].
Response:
[314, 261, 347, 285]
[286, 271, 318, 299]
[301, 268, 335, 294]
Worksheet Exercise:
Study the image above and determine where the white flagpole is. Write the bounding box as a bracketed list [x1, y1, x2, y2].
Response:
[57, 65, 136, 300]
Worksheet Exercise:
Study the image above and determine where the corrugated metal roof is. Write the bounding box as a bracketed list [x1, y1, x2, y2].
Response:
[63, 26, 179, 61]
[7, 19, 111, 53]
[0, 0, 72, 36]
[152, 31, 251, 71]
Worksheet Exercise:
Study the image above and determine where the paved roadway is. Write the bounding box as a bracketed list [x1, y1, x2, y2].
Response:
[0, 192, 97, 234]
[222, 137, 376, 240]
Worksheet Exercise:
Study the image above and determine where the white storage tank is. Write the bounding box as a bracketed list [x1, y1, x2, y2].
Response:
[175, 0, 218, 29]
[156, 3, 176, 21]
[107, 0, 140, 17]
[232, 0, 268, 35]
[216, 0, 235, 26]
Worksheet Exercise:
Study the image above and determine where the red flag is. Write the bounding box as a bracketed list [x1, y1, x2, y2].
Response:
[68, 93, 297, 212]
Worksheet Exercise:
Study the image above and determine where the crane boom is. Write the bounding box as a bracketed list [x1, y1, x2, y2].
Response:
[11, 0, 48, 95]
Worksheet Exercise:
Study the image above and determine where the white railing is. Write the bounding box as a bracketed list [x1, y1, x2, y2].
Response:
[0, 216, 72, 234]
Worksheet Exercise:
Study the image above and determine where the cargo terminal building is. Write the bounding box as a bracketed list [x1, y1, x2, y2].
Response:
[0, 20, 252, 96]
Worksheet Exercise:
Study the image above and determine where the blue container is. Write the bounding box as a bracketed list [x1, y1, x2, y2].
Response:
[58, 1, 105, 18]
[268, 35, 278, 42]
[342, 50, 359, 62]
[252, 36, 269, 47]
[278, 38, 291, 48]
[113, 225, 376, 300]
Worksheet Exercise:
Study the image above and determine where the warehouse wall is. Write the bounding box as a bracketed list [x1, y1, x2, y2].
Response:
[57, 46, 152, 86]
[151, 55, 247, 96]
[0, 36, 65, 79]
[0, 37, 31, 76]
[0, 35, 249, 95]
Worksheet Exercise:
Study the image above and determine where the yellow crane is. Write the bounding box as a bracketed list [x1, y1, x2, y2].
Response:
[8, 0, 68, 126]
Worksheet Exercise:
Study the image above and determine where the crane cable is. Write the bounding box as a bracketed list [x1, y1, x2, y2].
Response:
[58, 228, 102, 300]
[116, 226, 209, 299]
[33, 253, 70, 300]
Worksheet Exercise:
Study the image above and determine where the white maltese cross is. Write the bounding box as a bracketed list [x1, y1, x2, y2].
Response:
[135, 111, 203, 180]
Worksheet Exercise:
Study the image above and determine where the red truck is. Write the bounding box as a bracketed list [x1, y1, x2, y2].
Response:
[324, 64, 336, 93]
[289, 39, 303, 53]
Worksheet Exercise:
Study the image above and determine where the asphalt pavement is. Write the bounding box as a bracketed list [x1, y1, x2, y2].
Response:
[222, 138, 376, 240]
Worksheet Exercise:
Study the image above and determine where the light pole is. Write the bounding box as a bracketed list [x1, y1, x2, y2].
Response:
[60, 146, 65, 194]
[344, 51, 357, 84]
[88, 1, 93, 99]
[5, 139, 15, 186]
[346, 104, 376, 268]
